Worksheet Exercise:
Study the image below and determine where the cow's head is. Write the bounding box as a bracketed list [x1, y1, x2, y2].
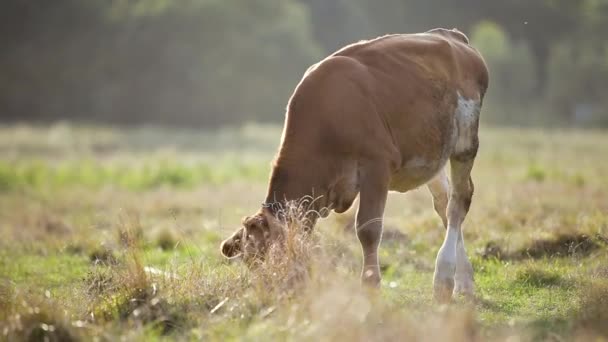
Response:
[220, 208, 284, 262]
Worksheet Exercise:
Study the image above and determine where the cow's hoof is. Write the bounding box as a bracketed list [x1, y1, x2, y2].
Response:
[361, 269, 381, 288]
[433, 277, 454, 304]
[433, 259, 456, 303]
[453, 275, 475, 299]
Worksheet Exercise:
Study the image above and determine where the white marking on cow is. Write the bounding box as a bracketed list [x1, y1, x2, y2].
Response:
[404, 156, 428, 169]
[454, 93, 480, 154]
[454, 234, 474, 295]
[435, 228, 458, 274]
[435, 168, 450, 195]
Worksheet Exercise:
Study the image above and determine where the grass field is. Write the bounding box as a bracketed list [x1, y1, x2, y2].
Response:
[1, 123, 607, 341]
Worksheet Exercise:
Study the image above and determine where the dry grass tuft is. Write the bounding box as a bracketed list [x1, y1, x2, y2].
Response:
[86, 231, 184, 334]
[1, 293, 78, 342]
[88, 245, 118, 265]
[248, 200, 321, 300]
[116, 210, 145, 248]
[0, 278, 14, 322]
[73, 212, 253, 337]
[155, 228, 179, 251]
[574, 280, 608, 338]
[478, 241, 506, 259]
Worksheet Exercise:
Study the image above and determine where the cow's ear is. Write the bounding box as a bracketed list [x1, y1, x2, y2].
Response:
[262, 207, 284, 237]
[242, 215, 261, 230]
[241, 216, 253, 226]
[220, 228, 243, 259]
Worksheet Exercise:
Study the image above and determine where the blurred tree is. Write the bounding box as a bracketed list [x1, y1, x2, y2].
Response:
[0, 0, 607, 127]
[544, 39, 608, 126]
[0, 0, 321, 126]
[97, 0, 322, 125]
[470, 21, 538, 125]
[475, 0, 579, 95]
[296, 0, 375, 51]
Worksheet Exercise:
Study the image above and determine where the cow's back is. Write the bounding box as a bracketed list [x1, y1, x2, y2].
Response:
[330, 30, 488, 191]
[333, 30, 488, 100]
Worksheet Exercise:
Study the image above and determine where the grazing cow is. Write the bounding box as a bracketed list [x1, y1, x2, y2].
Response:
[220, 28, 489, 302]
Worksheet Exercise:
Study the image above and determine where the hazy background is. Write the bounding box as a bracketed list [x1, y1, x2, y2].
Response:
[1, 0, 607, 128]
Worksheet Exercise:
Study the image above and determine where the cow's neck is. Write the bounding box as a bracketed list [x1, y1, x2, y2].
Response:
[263, 154, 327, 215]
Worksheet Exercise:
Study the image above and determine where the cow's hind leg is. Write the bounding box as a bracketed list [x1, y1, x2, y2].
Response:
[433, 156, 476, 302]
[427, 168, 449, 229]
[453, 203, 475, 298]
[433, 92, 480, 303]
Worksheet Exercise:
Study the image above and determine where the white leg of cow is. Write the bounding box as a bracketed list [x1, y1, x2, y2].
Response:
[426, 168, 449, 229]
[454, 226, 474, 296]
[356, 164, 390, 287]
[433, 158, 475, 302]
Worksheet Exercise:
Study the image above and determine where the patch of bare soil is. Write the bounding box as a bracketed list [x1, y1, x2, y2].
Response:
[479, 233, 607, 260]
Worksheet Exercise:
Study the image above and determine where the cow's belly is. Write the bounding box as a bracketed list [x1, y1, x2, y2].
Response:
[388, 119, 456, 193]
[387, 91, 481, 193]
[388, 155, 448, 192]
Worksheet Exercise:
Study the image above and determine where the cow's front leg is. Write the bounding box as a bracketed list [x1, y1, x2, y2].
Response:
[356, 163, 390, 287]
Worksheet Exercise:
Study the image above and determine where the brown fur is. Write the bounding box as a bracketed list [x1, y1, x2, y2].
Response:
[221, 28, 489, 287]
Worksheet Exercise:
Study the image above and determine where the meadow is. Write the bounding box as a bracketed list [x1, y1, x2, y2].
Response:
[0, 123, 607, 341]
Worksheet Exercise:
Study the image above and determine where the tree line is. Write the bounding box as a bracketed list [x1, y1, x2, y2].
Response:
[1, 0, 607, 127]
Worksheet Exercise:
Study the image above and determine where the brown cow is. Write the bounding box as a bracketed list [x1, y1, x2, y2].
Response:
[220, 28, 489, 302]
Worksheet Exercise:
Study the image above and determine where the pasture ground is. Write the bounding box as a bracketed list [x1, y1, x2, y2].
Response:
[1, 123, 607, 341]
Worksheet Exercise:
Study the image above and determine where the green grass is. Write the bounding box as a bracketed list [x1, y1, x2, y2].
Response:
[1, 123, 608, 341]
[0, 158, 269, 191]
